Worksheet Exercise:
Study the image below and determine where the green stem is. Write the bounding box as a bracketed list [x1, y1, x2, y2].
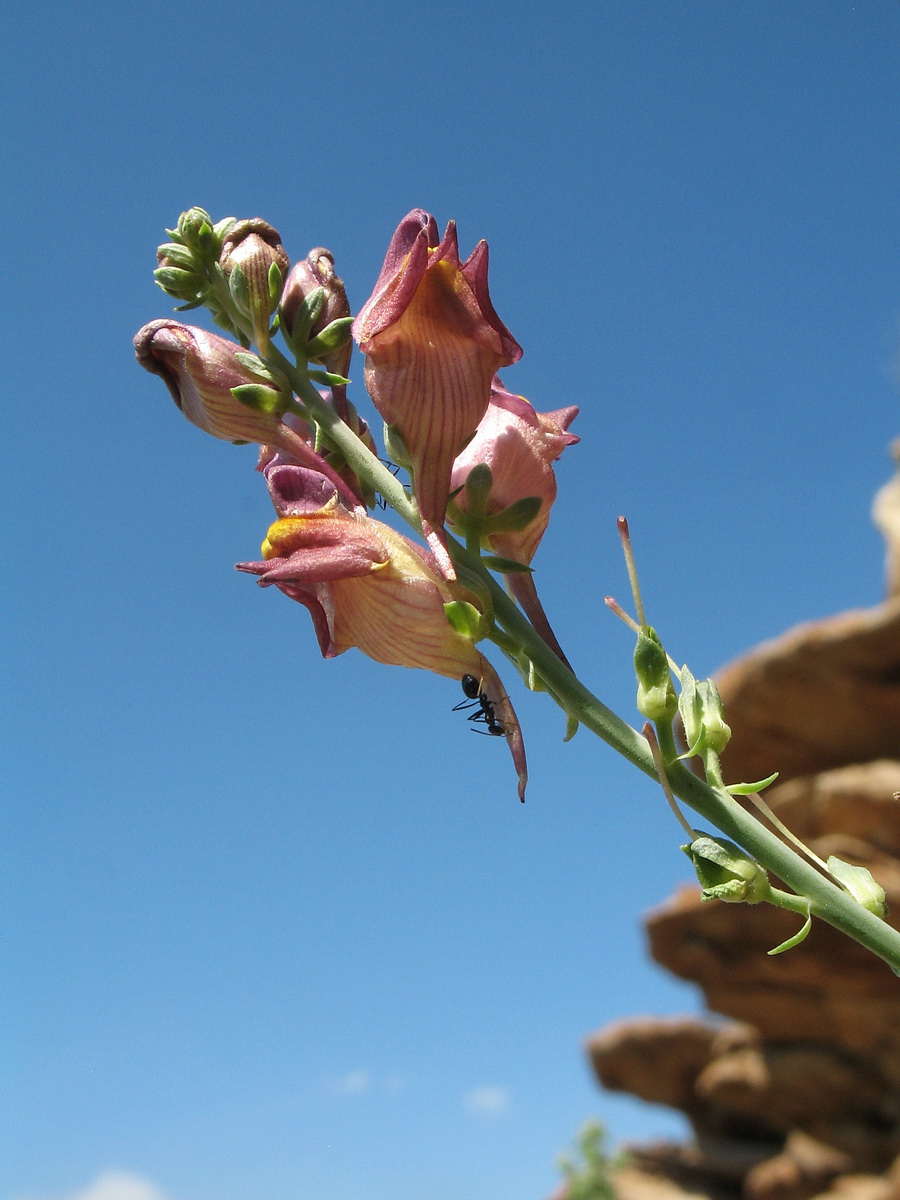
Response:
[449, 541, 900, 975]
[701, 748, 726, 790]
[769, 887, 812, 916]
[273, 350, 421, 526]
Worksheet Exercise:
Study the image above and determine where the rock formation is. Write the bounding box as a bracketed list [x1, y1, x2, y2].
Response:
[583, 451, 900, 1200]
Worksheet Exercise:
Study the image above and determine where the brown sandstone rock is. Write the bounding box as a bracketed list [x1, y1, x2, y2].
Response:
[587, 1018, 721, 1117]
[714, 600, 900, 787]
[743, 1131, 853, 1200]
[612, 1164, 727, 1200]
[646, 885, 900, 1084]
[764, 763, 900, 861]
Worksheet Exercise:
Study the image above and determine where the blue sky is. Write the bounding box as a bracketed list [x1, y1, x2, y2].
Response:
[4, 2, 900, 1199]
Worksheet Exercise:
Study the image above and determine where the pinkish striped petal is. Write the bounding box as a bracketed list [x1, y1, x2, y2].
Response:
[134, 320, 285, 445]
[353, 213, 522, 547]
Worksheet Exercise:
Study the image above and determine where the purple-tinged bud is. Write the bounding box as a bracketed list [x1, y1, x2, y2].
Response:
[220, 219, 290, 352]
[134, 319, 288, 445]
[281, 248, 353, 377]
[450, 379, 578, 567]
[134, 319, 367, 512]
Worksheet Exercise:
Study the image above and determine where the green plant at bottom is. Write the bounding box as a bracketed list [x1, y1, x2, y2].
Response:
[556, 1120, 625, 1200]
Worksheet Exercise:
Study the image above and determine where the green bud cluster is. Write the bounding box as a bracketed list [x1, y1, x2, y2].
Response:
[155, 208, 237, 316]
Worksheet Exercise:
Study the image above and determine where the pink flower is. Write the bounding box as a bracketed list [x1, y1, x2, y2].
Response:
[236, 464, 528, 799]
[353, 211, 522, 561]
[134, 319, 365, 512]
[135, 319, 287, 445]
[450, 379, 578, 666]
[450, 378, 578, 566]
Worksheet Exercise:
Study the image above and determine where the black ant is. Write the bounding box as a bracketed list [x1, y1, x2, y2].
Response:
[375, 458, 403, 510]
[453, 674, 506, 737]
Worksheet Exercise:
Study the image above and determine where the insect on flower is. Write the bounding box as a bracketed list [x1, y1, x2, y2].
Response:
[453, 675, 506, 737]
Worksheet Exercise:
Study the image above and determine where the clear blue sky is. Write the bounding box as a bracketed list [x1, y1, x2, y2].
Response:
[4, 2, 900, 1199]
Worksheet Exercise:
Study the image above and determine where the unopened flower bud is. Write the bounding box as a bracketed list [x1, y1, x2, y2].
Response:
[134, 319, 288, 445]
[154, 242, 209, 305]
[696, 679, 731, 754]
[174, 207, 217, 254]
[827, 856, 888, 918]
[683, 834, 771, 904]
[679, 668, 732, 755]
[164, 208, 236, 262]
[155, 210, 238, 314]
[220, 218, 290, 352]
[280, 248, 353, 377]
[635, 626, 676, 721]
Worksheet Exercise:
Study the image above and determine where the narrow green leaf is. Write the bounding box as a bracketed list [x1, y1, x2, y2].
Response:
[230, 384, 285, 414]
[768, 913, 812, 955]
[482, 496, 543, 534]
[727, 773, 780, 795]
[234, 352, 278, 383]
[307, 369, 351, 386]
[304, 317, 354, 360]
[481, 555, 533, 574]
[228, 263, 250, 312]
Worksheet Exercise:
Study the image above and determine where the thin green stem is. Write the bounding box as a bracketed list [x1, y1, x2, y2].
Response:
[700, 748, 726, 790]
[769, 887, 813, 916]
[644, 723, 696, 838]
[746, 791, 830, 873]
[448, 541, 900, 974]
[273, 349, 421, 526]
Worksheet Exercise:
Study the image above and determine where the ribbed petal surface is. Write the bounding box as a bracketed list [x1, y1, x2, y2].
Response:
[134, 320, 285, 445]
[354, 214, 522, 537]
[364, 330, 501, 532]
[451, 380, 579, 564]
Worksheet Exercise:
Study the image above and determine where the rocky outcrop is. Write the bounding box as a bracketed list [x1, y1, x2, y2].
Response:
[710, 601, 900, 787]
[581, 451, 900, 1200]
